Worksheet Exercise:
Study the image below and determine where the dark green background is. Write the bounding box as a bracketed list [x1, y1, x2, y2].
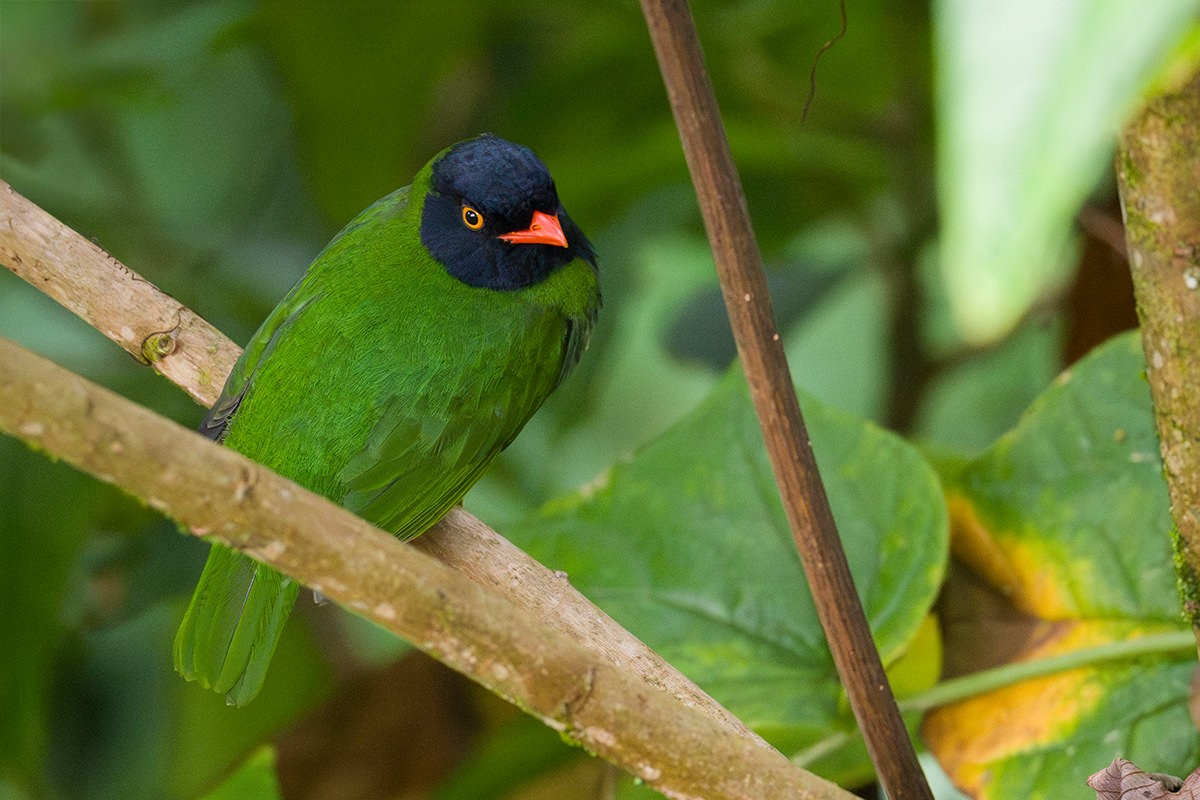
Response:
[1, 1, 1194, 798]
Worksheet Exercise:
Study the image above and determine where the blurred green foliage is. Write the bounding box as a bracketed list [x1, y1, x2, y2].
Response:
[1, 1, 1197, 799]
[935, 0, 1200, 343]
[197, 748, 280, 800]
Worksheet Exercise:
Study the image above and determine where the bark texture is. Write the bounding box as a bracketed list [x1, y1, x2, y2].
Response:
[1118, 72, 1200, 643]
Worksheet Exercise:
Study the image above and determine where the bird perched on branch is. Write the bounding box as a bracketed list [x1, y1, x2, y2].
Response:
[174, 135, 600, 706]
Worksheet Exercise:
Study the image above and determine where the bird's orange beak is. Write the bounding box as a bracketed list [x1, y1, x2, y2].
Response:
[498, 209, 569, 248]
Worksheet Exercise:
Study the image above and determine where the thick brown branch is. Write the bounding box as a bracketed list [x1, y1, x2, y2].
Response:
[1118, 70, 1200, 650]
[638, 1, 932, 797]
[0, 338, 850, 800]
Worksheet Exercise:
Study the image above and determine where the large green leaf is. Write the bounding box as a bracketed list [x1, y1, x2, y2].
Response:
[508, 368, 948, 769]
[197, 748, 281, 800]
[930, 332, 1198, 798]
[934, 0, 1199, 343]
[948, 332, 1177, 621]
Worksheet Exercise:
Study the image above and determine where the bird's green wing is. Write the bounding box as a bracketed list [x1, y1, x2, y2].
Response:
[556, 307, 598, 389]
[198, 186, 410, 441]
[199, 293, 320, 441]
[338, 310, 575, 539]
[177, 187, 413, 705]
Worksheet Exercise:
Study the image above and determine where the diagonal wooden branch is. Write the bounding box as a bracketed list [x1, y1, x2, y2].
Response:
[0, 336, 850, 800]
[639, 2, 933, 798]
[0, 178, 859, 796]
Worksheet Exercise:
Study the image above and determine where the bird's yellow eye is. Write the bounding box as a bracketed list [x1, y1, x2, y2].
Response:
[461, 205, 485, 230]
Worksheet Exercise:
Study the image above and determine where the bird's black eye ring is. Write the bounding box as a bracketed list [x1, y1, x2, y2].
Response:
[461, 205, 485, 230]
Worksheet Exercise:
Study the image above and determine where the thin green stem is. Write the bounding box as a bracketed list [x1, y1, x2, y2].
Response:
[899, 629, 1194, 714]
[792, 630, 1193, 768]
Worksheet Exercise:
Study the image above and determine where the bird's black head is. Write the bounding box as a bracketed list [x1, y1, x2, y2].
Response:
[420, 135, 595, 291]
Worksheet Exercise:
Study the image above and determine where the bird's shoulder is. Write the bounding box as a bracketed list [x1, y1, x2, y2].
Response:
[198, 185, 417, 442]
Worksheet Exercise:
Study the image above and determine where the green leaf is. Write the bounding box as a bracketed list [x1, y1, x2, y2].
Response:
[782, 263, 889, 423]
[38, 596, 329, 800]
[197, 747, 281, 800]
[930, 332, 1199, 798]
[432, 714, 581, 800]
[508, 367, 948, 776]
[924, 620, 1196, 800]
[947, 332, 1176, 621]
[934, 0, 1199, 343]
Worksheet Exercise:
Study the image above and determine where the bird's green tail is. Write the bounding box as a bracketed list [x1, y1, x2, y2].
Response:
[174, 544, 299, 706]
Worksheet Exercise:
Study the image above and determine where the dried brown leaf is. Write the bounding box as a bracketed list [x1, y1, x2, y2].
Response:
[1088, 757, 1192, 799]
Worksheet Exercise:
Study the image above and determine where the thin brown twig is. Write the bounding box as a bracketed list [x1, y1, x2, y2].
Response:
[802, 0, 848, 123]
[638, 1, 933, 797]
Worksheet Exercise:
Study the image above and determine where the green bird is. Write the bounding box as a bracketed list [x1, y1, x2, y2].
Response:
[174, 135, 600, 706]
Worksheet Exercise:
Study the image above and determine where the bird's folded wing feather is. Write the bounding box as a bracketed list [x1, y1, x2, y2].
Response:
[338, 327, 566, 540]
